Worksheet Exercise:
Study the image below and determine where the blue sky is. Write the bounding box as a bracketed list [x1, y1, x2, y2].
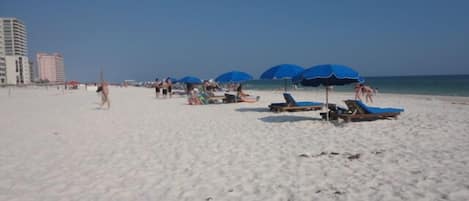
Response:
[2, 0, 468, 82]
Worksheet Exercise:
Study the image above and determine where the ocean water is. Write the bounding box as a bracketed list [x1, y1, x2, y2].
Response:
[243, 75, 469, 97]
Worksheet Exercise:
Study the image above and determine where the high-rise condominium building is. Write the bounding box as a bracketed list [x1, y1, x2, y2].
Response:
[0, 17, 30, 84]
[37, 53, 65, 83]
[0, 17, 27, 56]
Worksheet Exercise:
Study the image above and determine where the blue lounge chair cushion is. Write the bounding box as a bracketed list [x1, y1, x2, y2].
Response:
[355, 100, 404, 114]
[283, 93, 323, 107]
[295, 101, 323, 107]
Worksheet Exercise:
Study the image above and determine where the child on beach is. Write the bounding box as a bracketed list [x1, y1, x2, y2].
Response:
[362, 85, 374, 103]
[354, 84, 363, 100]
[355, 83, 375, 103]
[99, 81, 110, 109]
[188, 88, 202, 105]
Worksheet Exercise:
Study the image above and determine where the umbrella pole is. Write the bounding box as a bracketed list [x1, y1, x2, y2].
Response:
[326, 86, 329, 121]
[100, 67, 104, 82]
[284, 79, 287, 92]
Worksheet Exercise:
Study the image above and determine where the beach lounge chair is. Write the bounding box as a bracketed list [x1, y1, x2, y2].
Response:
[268, 93, 323, 112]
[338, 100, 404, 122]
[199, 93, 224, 104]
[223, 93, 238, 103]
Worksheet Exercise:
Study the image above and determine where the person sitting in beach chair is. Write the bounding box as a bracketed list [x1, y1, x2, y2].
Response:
[236, 84, 259, 103]
[338, 99, 404, 122]
[223, 93, 259, 103]
[202, 80, 225, 102]
[268, 93, 323, 112]
[237, 84, 249, 97]
[238, 95, 260, 103]
[222, 85, 259, 103]
[188, 88, 202, 105]
[223, 93, 237, 103]
[200, 92, 224, 104]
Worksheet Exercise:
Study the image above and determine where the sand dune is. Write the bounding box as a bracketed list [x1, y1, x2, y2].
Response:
[1, 87, 468, 201]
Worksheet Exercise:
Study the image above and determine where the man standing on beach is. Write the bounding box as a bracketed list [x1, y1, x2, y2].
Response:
[167, 78, 172, 98]
[154, 79, 161, 98]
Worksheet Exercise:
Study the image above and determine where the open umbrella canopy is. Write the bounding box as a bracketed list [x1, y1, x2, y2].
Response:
[260, 64, 304, 80]
[215, 71, 253, 83]
[260, 64, 304, 91]
[165, 77, 178, 83]
[178, 76, 202, 84]
[295, 64, 361, 87]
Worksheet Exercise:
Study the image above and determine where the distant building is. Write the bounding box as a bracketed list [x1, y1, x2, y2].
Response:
[37, 53, 65, 83]
[5, 56, 30, 84]
[0, 17, 27, 56]
[29, 60, 36, 82]
[0, 57, 5, 84]
[0, 17, 30, 85]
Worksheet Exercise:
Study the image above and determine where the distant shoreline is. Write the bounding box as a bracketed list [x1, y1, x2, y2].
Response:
[245, 74, 469, 97]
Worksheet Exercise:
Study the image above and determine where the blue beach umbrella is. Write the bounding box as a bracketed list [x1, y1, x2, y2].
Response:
[215, 71, 253, 83]
[296, 64, 361, 86]
[358, 76, 366, 84]
[260, 64, 304, 91]
[165, 77, 178, 83]
[178, 76, 202, 84]
[296, 64, 362, 120]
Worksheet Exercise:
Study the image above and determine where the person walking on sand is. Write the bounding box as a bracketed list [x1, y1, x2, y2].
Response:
[166, 78, 173, 98]
[100, 81, 111, 109]
[154, 79, 161, 98]
[362, 85, 374, 103]
[354, 83, 363, 100]
[161, 80, 168, 98]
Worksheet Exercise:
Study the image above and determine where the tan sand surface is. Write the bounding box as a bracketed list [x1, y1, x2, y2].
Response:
[1, 87, 468, 201]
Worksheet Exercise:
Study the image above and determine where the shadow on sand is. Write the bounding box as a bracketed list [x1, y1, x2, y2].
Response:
[236, 107, 271, 113]
[260, 115, 347, 127]
[259, 115, 323, 123]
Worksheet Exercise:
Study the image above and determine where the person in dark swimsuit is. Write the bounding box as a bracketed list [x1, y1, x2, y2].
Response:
[166, 78, 172, 98]
[155, 79, 161, 98]
[162, 81, 168, 97]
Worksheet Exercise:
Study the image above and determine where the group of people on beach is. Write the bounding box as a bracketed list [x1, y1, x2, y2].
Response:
[96, 79, 376, 108]
[186, 80, 258, 105]
[202, 80, 221, 96]
[187, 80, 221, 105]
[354, 83, 377, 103]
[154, 78, 173, 98]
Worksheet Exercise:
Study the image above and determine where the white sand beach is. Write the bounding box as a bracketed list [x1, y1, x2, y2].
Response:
[1, 87, 469, 201]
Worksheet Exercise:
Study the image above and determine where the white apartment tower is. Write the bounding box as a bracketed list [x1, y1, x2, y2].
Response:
[0, 17, 30, 85]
